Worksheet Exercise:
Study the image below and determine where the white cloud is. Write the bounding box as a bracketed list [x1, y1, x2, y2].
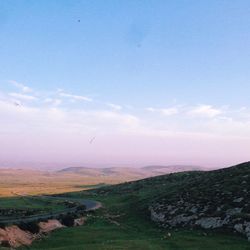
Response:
[106, 103, 122, 111]
[188, 105, 222, 118]
[161, 107, 178, 116]
[44, 98, 62, 106]
[146, 107, 155, 112]
[0, 99, 140, 138]
[9, 80, 33, 93]
[2, 84, 250, 143]
[9, 92, 37, 101]
[146, 107, 178, 116]
[59, 92, 92, 102]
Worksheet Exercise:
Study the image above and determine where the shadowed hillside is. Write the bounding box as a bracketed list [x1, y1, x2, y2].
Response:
[90, 162, 250, 240]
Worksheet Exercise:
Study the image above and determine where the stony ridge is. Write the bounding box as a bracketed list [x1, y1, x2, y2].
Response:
[149, 162, 250, 240]
[92, 162, 250, 240]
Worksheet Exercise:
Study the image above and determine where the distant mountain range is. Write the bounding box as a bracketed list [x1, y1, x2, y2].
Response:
[57, 165, 205, 178]
[0, 164, 207, 197]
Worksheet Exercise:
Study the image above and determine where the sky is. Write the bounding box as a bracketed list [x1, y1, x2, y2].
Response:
[1, 0, 250, 168]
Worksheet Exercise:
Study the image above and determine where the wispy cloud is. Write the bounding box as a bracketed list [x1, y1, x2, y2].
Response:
[188, 105, 222, 118]
[161, 107, 179, 116]
[44, 98, 62, 106]
[1, 86, 250, 167]
[106, 103, 122, 111]
[0, 100, 139, 136]
[9, 92, 37, 101]
[9, 80, 33, 93]
[3, 83, 248, 140]
[146, 107, 179, 116]
[59, 92, 92, 102]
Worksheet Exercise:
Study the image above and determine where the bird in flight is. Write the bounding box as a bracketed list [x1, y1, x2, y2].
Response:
[89, 137, 96, 144]
[14, 101, 21, 107]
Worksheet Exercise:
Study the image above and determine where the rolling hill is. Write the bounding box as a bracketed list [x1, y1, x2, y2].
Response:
[0, 165, 205, 197]
[57, 165, 205, 178]
[90, 162, 250, 240]
[0, 162, 249, 249]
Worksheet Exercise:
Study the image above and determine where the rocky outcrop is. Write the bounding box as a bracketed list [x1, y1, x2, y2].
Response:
[0, 220, 65, 248]
[147, 163, 250, 241]
[149, 199, 250, 241]
[74, 217, 85, 226]
[38, 219, 65, 233]
[0, 225, 34, 248]
[0, 216, 87, 248]
[234, 222, 250, 241]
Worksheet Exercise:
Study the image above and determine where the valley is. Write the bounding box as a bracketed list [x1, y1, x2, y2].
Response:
[0, 165, 203, 197]
[0, 162, 249, 249]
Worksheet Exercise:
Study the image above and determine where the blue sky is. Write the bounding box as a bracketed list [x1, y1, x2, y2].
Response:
[0, 1, 250, 168]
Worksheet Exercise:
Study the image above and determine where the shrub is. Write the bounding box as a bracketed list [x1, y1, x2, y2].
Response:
[18, 221, 40, 234]
[60, 214, 75, 227]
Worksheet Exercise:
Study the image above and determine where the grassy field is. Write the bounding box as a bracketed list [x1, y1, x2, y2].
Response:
[15, 192, 250, 250]
[0, 197, 63, 210]
[0, 196, 71, 221]
[0, 168, 141, 197]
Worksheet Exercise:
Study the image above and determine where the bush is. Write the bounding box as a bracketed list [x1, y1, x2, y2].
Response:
[0, 222, 6, 229]
[76, 205, 86, 211]
[60, 214, 75, 227]
[18, 221, 40, 234]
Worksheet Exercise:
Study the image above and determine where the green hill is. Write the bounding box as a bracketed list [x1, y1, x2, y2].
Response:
[91, 161, 250, 240]
[17, 162, 250, 250]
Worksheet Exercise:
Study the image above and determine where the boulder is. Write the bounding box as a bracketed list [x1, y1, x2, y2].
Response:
[74, 217, 85, 227]
[39, 219, 65, 233]
[0, 225, 34, 248]
[195, 217, 228, 229]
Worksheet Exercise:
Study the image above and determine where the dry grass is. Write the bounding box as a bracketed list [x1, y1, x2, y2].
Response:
[0, 168, 143, 197]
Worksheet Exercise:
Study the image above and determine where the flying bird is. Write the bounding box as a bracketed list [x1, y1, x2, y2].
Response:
[89, 137, 96, 144]
[14, 101, 21, 107]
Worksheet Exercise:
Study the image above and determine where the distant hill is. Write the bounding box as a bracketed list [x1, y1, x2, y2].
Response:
[57, 165, 206, 178]
[57, 166, 146, 178]
[0, 164, 208, 197]
[141, 165, 205, 175]
[91, 161, 250, 240]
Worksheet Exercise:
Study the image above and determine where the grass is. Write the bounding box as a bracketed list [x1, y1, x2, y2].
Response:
[16, 193, 250, 250]
[1, 162, 250, 249]
[0, 196, 69, 220]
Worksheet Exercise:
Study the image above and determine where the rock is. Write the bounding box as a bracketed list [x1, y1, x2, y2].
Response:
[190, 206, 198, 214]
[166, 214, 197, 227]
[226, 207, 242, 216]
[195, 217, 228, 229]
[0, 225, 34, 248]
[234, 223, 244, 233]
[149, 206, 165, 222]
[74, 217, 85, 226]
[39, 219, 65, 233]
[245, 222, 250, 241]
[233, 197, 244, 203]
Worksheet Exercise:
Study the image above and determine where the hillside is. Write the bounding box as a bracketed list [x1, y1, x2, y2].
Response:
[57, 165, 205, 178]
[0, 162, 247, 249]
[141, 165, 205, 176]
[0, 165, 204, 197]
[90, 162, 250, 240]
[57, 166, 147, 178]
[13, 162, 250, 250]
